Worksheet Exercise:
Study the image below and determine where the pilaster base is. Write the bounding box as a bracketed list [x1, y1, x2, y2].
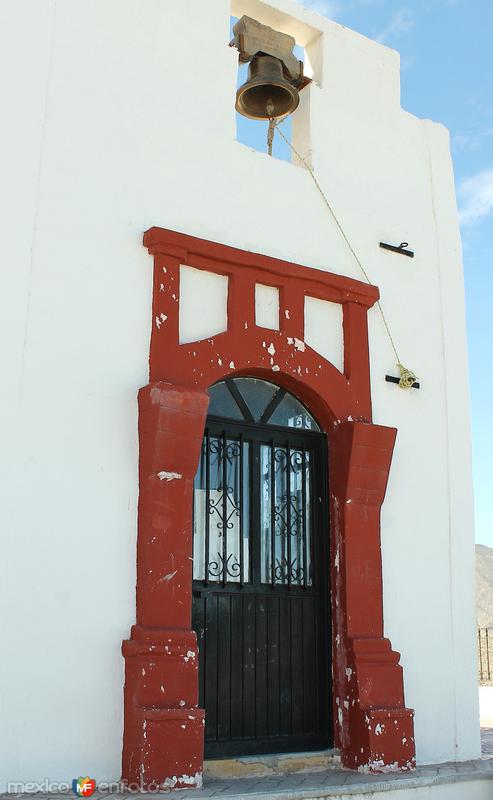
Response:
[343, 707, 416, 772]
[122, 626, 204, 790]
[340, 637, 416, 772]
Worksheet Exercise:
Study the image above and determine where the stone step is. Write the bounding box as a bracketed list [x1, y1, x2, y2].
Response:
[204, 749, 342, 779]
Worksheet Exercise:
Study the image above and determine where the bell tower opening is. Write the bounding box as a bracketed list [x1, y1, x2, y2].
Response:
[229, 3, 323, 164]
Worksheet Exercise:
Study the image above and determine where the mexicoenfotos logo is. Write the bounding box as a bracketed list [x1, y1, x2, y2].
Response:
[72, 777, 96, 797]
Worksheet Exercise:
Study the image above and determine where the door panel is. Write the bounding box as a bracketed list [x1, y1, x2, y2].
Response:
[192, 420, 331, 758]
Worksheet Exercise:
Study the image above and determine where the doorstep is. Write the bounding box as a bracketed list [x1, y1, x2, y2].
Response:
[204, 750, 341, 779]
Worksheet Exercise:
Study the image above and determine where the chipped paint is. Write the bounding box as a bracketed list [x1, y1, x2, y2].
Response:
[155, 312, 168, 329]
[162, 773, 202, 788]
[359, 760, 401, 774]
[159, 570, 177, 583]
[157, 471, 182, 481]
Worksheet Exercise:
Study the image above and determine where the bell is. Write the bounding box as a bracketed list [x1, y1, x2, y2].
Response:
[236, 54, 299, 120]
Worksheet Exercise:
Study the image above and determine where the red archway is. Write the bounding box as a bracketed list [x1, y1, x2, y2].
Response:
[121, 227, 415, 790]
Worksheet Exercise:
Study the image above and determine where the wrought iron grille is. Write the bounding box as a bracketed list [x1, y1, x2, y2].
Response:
[478, 628, 493, 684]
[193, 431, 313, 588]
[193, 432, 249, 584]
[260, 444, 312, 587]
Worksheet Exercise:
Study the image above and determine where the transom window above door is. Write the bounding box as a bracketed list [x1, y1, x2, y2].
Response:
[208, 378, 320, 431]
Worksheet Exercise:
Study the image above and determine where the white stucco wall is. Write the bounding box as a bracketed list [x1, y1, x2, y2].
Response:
[0, 0, 478, 788]
[479, 687, 493, 726]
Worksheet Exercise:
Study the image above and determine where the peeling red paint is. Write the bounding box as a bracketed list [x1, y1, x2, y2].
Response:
[121, 384, 208, 789]
[121, 228, 415, 790]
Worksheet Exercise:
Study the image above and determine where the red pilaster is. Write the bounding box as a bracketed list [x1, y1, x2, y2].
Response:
[122, 383, 209, 790]
[331, 422, 415, 771]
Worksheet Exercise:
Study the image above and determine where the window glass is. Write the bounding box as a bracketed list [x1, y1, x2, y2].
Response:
[268, 393, 320, 431]
[208, 382, 243, 420]
[233, 378, 278, 421]
[208, 378, 320, 431]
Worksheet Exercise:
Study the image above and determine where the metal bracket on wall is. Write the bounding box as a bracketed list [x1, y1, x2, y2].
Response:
[379, 241, 414, 258]
[385, 375, 420, 389]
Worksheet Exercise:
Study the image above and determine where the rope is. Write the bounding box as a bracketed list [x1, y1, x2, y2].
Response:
[267, 119, 275, 157]
[272, 120, 418, 390]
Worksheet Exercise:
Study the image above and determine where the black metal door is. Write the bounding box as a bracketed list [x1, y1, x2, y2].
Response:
[192, 394, 331, 758]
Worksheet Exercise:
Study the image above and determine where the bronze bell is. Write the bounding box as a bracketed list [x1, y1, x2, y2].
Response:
[236, 54, 300, 120]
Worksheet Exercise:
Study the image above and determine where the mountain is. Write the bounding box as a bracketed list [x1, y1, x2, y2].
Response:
[476, 544, 493, 629]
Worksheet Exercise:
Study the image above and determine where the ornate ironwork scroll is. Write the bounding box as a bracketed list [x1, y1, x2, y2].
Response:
[260, 444, 312, 587]
[193, 433, 249, 583]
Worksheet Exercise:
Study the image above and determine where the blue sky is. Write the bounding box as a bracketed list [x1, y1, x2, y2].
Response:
[234, 1, 493, 546]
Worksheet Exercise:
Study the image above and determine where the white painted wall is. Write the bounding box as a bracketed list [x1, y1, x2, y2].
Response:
[179, 266, 229, 344]
[479, 687, 493, 726]
[255, 284, 280, 330]
[0, 0, 478, 787]
[304, 296, 344, 373]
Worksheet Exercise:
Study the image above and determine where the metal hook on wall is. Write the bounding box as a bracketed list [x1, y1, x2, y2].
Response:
[379, 241, 415, 258]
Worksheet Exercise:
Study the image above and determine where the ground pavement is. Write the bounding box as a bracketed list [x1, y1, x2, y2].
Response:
[2, 733, 492, 799]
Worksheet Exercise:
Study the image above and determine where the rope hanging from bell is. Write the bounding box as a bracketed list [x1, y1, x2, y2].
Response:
[272, 121, 419, 391]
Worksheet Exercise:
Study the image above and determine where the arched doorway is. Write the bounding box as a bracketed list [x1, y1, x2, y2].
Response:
[192, 378, 331, 757]
[122, 227, 416, 790]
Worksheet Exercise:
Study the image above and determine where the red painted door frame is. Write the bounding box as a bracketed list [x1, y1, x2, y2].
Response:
[121, 228, 415, 790]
